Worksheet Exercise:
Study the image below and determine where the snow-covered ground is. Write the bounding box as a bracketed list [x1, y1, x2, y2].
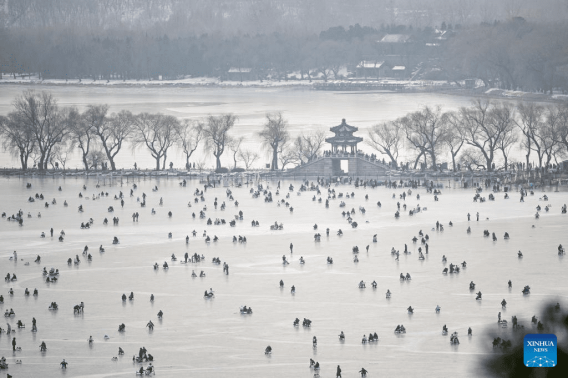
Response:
[485, 87, 568, 101]
[0, 73, 453, 89]
[0, 75, 310, 88]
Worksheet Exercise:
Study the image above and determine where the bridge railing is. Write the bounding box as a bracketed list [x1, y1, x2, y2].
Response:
[291, 154, 390, 170]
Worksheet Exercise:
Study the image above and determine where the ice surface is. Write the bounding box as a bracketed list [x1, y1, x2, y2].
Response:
[0, 176, 566, 377]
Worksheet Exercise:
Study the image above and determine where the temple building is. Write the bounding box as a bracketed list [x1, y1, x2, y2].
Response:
[325, 119, 363, 154]
[288, 118, 389, 177]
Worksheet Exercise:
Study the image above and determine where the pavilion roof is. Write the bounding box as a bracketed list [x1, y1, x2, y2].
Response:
[325, 135, 363, 144]
[330, 119, 358, 133]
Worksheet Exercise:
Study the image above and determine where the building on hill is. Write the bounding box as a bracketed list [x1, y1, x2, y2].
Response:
[355, 61, 391, 80]
[378, 34, 413, 55]
[391, 66, 407, 78]
[227, 67, 253, 81]
[380, 34, 412, 43]
[375, 34, 422, 75]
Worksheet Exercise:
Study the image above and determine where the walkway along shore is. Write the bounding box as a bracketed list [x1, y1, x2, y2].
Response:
[1, 168, 567, 191]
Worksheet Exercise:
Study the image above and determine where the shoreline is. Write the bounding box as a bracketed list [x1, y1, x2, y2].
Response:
[2, 168, 566, 189]
[1, 78, 566, 103]
[0, 78, 312, 90]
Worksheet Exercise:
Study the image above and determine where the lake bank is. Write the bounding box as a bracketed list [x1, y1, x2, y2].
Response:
[2, 168, 567, 191]
[2, 77, 565, 104]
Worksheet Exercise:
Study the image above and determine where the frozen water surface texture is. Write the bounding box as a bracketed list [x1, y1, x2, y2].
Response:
[0, 176, 566, 377]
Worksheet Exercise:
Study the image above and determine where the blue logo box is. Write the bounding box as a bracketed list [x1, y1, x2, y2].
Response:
[524, 334, 557, 367]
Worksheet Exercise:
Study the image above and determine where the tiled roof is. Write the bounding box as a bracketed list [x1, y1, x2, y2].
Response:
[228, 67, 252, 73]
[330, 119, 358, 133]
[379, 34, 411, 43]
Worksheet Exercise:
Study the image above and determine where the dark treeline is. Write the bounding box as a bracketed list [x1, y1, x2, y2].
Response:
[2, 18, 568, 93]
[0, 23, 418, 81]
[4, 1, 568, 34]
[444, 20, 568, 93]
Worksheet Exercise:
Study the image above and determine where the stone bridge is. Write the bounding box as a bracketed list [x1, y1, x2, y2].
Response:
[286, 154, 391, 178]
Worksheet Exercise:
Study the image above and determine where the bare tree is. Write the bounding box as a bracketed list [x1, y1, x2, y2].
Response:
[515, 103, 562, 170]
[227, 136, 244, 170]
[176, 119, 203, 170]
[132, 113, 180, 170]
[366, 121, 402, 167]
[93, 110, 135, 171]
[317, 40, 345, 80]
[0, 112, 36, 170]
[555, 102, 568, 154]
[203, 114, 237, 170]
[461, 100, 512, 172]
[239, 149, 260, 170]
[540, 105, 565, 168]
[278, 139, 299, 170]
[13, 90, 73, 170]
[72, 104, 108, 171]
[443, 111, 465, 171]
[293, 136, 306, 164]
[492, 104, 517, 170]
[515, 102, 544, 171]
[400, 106, 447, 171]
[49, 143, 73, 170]
[195, 160, 206, 172]
[459, 148, 488, 171]
[87, 150, 106, 170]
[258, 112, 289, 170]
[294, 129, 326, 163]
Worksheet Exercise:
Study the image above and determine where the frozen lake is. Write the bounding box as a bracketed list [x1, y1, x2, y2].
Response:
[1, 176, 566, 377]
[0, 85, 479, 169]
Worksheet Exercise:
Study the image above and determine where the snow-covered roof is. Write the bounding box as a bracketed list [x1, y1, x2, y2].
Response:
[228, 67, 252, 73]
[392, 66, 406, 71]
[379, 34, 411, 43]
[356, 61, 385, 69]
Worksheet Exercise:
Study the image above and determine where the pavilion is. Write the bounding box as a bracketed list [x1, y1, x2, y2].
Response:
[325, 119, 363, 154]
[288, 118, 388, 177]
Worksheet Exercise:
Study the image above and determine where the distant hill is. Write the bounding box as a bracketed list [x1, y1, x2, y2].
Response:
[2, 0, 568, 35]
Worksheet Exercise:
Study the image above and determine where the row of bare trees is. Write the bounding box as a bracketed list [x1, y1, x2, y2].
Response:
[257, 113, 328, 171]
[367, 100, 568, 172]
[7, 91, 565, 173]
[0, 90, 240, 171]
[0, 90, 329, 171]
